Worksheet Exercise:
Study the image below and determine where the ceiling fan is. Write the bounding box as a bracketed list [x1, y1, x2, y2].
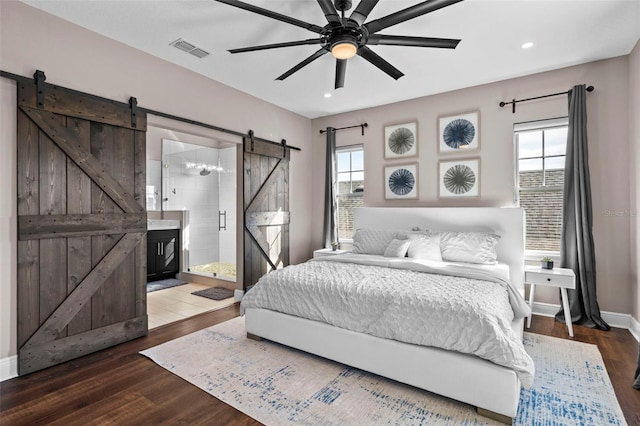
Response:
[215, 0, 464, 89]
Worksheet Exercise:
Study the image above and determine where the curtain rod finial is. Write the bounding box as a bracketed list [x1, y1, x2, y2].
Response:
[586, 85, 594, 92]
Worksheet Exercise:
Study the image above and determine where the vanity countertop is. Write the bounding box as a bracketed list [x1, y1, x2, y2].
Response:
[147, 219, 180, 231]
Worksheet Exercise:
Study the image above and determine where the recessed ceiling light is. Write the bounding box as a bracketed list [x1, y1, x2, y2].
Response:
[324, 93, 332, 98]
[521, 42, 534, 49]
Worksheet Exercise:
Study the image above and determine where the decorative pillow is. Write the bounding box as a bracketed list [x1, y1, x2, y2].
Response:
[384, 239, 411, 258]
[397, 229, 440, 239]
[440, 231, 501, 264]
[352, 228, 398, 255]
[406, 233, 442, 261]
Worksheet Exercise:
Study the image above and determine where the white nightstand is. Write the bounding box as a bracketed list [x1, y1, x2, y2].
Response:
[525, 265, 576, 337]
[313, 248, 349, 258]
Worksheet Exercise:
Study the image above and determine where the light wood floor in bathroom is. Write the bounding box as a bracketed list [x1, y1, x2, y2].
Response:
[147, 282, 236, 329]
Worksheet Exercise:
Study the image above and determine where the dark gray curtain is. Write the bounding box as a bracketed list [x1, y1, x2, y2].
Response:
[323, 127, 338, 248]
[555, 84, 609, 330]
[634, 344, 640, 390]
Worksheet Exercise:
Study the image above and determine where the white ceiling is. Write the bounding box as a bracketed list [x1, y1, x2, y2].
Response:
[23, 0, 640, 119]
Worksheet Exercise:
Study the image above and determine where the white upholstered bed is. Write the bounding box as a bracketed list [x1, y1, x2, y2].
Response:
[243, 207, 529, 423]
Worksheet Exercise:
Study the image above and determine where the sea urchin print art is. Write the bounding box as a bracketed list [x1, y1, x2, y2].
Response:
[443, 164, 476, 194]
[443, 119, 475, 149]
[439, 112, 479, 153]
[388, 168, 415, 196]
[385, 122, 417, 158]
[388, 127, 414, 155]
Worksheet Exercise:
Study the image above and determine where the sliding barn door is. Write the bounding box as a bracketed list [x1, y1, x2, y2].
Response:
[16, 79, 147, 375]
[243, 137, 290, 288]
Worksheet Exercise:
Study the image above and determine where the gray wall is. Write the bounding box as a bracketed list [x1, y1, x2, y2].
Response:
[312, 55, 635, 319]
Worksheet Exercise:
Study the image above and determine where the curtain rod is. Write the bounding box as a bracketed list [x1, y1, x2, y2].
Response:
[1, 69, 301, 152]
[319, 123, 368, 136]
[499, 85, 594, 113]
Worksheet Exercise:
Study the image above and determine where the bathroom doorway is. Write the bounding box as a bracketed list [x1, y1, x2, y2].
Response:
[146, 116, 240, 328]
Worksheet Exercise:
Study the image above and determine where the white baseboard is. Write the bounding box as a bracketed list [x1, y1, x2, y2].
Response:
[234, 289, 244, 302]
[532, 301, 640, 342]
[0, 355, 17, 382]
[629, 315, 640, 342]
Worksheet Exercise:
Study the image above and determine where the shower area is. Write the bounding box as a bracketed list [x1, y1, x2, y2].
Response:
[157, 138, 237, 281]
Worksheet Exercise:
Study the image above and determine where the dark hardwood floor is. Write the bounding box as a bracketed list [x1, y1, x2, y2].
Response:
[1, 306, 639, 425]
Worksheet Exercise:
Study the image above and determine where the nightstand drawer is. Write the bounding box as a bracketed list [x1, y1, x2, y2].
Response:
[525, 271, 575, 288]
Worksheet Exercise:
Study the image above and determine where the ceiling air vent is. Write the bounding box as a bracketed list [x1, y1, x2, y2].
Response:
[170, 38, 210, 58]
[189, 48, 210, 59]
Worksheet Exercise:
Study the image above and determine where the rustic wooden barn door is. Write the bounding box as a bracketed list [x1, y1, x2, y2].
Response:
[243, 135, 290, 288]
[16, 75, 147, 375]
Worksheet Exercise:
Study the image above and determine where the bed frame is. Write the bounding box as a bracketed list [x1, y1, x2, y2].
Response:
[244, 207, 526, 423]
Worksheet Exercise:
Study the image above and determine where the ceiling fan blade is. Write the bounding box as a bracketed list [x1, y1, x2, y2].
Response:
[276, 48, 329, 81]
[350, 0, 381, 26]
[335, 59, 347, 89]
[317, 0, 342, 25]
[214, 0, 324, 34]
[367, 35, 460, 49]
[357, 46, 404, 80]
[229, 39, 322, 54]
[364, 0, 464, 34]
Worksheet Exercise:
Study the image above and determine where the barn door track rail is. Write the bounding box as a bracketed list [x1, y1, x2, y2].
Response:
[1, 69, 302, 152]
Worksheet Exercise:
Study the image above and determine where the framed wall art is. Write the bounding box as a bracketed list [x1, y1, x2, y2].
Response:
[384, 163, 418, 199]
[438, 111, 479, 153]
[384, 122, 417, 159]
[439, 158, 480, 198]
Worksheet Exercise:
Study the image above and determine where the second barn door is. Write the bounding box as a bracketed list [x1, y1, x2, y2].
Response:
[243, 137, 290, 288]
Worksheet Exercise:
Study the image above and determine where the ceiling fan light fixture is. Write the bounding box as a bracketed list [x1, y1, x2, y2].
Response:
[331, 38, 358, 60]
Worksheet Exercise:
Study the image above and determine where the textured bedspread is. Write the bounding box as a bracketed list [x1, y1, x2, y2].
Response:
[241, 255, 535, 387]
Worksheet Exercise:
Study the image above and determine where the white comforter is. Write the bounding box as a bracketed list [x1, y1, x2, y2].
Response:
[241, 254, 535, 387]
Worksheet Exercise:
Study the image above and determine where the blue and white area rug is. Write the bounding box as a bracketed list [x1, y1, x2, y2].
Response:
[141, 318, 626, 425]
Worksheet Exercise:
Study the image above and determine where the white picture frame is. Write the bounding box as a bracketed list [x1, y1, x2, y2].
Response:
[438, 111, 480, 153]
[439, 158, 480, 198]
[384, 122, 418, 159]
[384, 163, 418, 200]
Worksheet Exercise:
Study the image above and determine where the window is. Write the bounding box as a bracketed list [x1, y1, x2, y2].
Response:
[515, 118, 568, 254]
[336, 145, 364, 241]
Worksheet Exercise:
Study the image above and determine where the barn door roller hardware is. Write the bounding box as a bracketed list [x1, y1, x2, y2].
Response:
[249, 129, 255, 152]
[33, 70, 46, 109]
[129, 97, 138, 128]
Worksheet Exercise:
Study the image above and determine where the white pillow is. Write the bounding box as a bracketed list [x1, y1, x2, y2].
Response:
[406, 233, 442, 261]
[384, 239, 411, 258]
[352, 228, 398, 255]
[440, 231, 501, 264]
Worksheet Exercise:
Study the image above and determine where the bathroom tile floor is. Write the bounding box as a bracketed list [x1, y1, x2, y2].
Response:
[147, 283, 236, 329]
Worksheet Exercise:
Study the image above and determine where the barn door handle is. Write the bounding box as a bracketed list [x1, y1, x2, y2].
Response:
[219, 211, 227, 231]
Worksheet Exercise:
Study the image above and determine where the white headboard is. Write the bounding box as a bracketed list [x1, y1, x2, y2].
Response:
[353, 207, 525, 292]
